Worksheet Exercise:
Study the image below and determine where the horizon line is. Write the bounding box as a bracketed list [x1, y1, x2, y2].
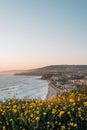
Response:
[0, 64, 87, 72]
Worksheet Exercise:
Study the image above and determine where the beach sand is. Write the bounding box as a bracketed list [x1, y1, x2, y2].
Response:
[46, 81, 59, 99]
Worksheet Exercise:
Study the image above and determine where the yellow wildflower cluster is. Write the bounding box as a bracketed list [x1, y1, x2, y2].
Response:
[0, 85, 87, 130]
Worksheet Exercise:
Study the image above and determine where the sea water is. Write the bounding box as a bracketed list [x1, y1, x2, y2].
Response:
[0, 74, 48, 101]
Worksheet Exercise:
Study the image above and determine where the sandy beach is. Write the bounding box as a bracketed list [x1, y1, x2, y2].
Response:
[46, 83, 57, 99]
[46, 81, 61, 99]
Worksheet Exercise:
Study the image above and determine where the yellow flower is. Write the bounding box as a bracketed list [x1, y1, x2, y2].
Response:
[47, 121, 50, 125]
[13, 109, 17, 113]
[59, 122, 61, 125]
[77, 97, 80, 101]
[69, 122, 74, 126]
[30, 114, 33, 118]
[55, 121, 58, 124]
[72, 102, 76, 106]
[69, 99, 74, 103]
[43, 112, 46, 116]
[61, 125, 65, 130]
[48, 105, 51, 108]
[35, 117, 40, 121]
[13, 105, 17, 109]
[2, 126, 6, 130]
[59, 111, 64, 117]
[83, 102, 87, 107]
[67, 111, 71, 115]
[73, 123, 77, 127]
[36, 111, 39, 114]
[52, 109, 56, 114]
[78, 107, 81, 111]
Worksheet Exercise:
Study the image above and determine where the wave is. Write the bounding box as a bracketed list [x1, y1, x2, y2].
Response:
[0, 75, 48, 101]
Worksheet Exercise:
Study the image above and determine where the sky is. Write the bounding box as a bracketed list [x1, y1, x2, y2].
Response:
[0, 0, 87, 71]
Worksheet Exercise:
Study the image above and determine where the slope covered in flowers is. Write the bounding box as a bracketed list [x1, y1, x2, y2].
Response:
[0, 85, 87, 130]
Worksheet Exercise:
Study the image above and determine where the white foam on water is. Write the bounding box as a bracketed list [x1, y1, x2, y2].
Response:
[0, 74, 48, 101]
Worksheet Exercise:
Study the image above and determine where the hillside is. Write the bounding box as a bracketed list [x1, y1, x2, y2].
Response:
[15, 65, 87, 75]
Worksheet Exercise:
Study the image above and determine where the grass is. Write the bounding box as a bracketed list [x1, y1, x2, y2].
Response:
[0, 85, 87, 130]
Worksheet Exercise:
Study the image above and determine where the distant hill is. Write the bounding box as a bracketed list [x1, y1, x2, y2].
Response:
[15, 65, 87, 76]
[0, 70, 26, 74]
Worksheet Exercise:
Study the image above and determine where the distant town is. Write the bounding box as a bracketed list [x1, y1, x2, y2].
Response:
[42, 71, 87, 97]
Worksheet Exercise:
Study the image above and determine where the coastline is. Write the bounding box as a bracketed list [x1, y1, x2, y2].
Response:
[46, 82, 57, 99]
[46, 80, 77, 99]
[46, 81, 61, 99]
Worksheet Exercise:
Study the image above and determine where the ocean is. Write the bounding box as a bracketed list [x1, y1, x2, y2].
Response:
[0, 74, 48, 101]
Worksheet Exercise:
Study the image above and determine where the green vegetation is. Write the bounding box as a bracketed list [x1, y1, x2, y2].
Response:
[0, 85, 87, 130]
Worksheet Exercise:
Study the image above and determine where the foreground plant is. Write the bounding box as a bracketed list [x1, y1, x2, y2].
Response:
[0, 85, 87, 130]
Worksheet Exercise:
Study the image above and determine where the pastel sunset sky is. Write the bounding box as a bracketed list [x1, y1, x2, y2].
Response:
[0, 0, 87, 71]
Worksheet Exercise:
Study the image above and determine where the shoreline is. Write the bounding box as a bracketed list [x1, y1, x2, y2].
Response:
[46, 81, 60, 99]
[46, 80, 77, 99]
[46, 82, 57, 99]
